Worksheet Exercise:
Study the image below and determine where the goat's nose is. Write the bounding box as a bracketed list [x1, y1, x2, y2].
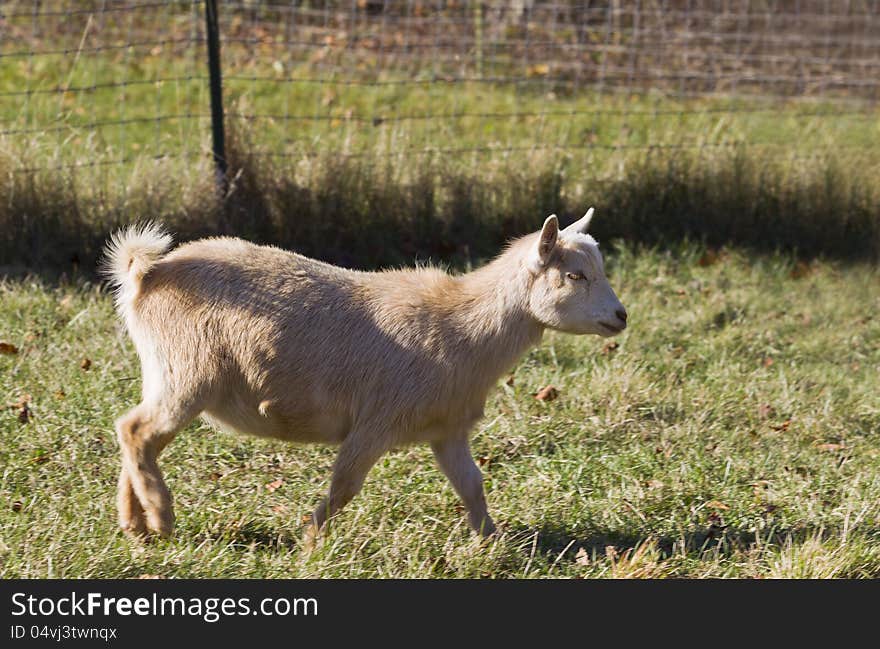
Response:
[616, 308, 628, 323]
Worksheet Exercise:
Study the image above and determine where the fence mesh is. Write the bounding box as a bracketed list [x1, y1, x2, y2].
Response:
[1, 1, 206, 175]
[1, 1, 879, 177]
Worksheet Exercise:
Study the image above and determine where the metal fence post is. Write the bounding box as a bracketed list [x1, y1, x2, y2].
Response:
[204, 0, 227, 193]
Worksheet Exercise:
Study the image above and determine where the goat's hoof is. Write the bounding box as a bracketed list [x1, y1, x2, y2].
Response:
[148, 525, 173, 539]
[471, 517, 497, 540]
[120, 519, 148, 539]
[301, 524, 321, 553]
[145, 512, 174, 539]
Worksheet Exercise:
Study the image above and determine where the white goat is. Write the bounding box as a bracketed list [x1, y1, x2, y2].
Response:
[104, 210, 627, 541]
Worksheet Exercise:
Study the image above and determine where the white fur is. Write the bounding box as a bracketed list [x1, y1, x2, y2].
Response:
[103, 212, 626, 541]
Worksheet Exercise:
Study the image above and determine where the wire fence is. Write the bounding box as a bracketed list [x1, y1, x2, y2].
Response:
[1, 0, 879, 183]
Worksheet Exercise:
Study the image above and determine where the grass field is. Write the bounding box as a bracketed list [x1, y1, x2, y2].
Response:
[2, 5, 879, 579]
[2, 243, 878, 578]
[3, 34, 880, 270]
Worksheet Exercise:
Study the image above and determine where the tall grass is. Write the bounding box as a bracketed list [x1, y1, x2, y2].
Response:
[2, 4, 879, 273]
[2, 123, 878, 276]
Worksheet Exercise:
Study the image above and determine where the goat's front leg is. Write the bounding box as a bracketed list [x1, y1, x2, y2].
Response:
[432, 438, 496, 537]
[305, 428, 389, 546]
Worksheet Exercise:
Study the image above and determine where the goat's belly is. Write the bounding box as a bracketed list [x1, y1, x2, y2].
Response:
[202, 399, 350, 444]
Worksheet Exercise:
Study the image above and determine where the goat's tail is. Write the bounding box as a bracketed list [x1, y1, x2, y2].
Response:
[102, 222, 172, 311]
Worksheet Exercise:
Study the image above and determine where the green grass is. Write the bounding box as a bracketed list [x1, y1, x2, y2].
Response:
[6, 43, 880, 179]
[2, 6, 879, 578]
[2, 33, 880, 271]
[2, 243, 878, 578]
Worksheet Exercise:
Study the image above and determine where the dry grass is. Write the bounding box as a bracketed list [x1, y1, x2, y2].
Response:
[3, 123, 879, 280]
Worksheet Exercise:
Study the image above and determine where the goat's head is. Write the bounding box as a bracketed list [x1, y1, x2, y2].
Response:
[526, 208, 627, 337]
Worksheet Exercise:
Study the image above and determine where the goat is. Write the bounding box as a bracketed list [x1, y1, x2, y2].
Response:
[103, 210, 627, 542]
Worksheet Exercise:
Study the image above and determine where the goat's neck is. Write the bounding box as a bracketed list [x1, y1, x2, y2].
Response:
[453, 256, 544, 379]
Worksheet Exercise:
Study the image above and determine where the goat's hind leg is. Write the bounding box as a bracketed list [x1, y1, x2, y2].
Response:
[305, 427, 389, 546]
[116, 400, 199, 538]
[117, 467, 146, 537]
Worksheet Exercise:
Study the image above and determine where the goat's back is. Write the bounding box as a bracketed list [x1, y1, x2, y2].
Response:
[128, 237, 482, 443]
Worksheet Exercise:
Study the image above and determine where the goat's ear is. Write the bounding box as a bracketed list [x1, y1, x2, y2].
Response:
[536, 214, 559, 265]
[562, 207, 595, 236]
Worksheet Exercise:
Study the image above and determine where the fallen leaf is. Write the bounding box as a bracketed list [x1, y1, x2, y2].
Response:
[575, 547, 590, 566]
[698, 249, 720, 267]
[8, 394, 31, 410]
[534, 385, 558, 402]
[706, 511, 726, 537]
[80, 358, 92, 370]
[265, 478, 283, 492]
[770, 419, 791, 432]
[752, 480, 771, 498]
[647, 479, 664, 490]
[527, 63, 550, 76]
[0, 342, 19, 355]
[11, 501, 22, 513]
[762, 357, 774, 368]
[790, 261, 812, 279]
[505, 374, 515, 387]
[477, 455, 492, 467]
[654, 445, 672, 458]
[601, 341, 619, 355]
[757, 403, 775, 420]
[816, 442, 846, 452]
[59, 295, 74, 310]
[705, 500, 730, 511]
[674, 288, 687, 296]
[17, 404, 30, 424]
[54, 390, 66, 399]
[271, 504, 288, 515]
[32, 449, 50, 464]
[208, 471, 222, 481]
[136, 574, 164, 579]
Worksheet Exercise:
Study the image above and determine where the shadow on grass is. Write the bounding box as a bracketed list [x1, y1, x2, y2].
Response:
[207, 519, 305, 553]
[2, 126, 878, 283]
[511, 521, 878, 563]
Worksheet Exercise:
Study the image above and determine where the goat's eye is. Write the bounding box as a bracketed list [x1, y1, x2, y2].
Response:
[566, 272, 585, 281]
